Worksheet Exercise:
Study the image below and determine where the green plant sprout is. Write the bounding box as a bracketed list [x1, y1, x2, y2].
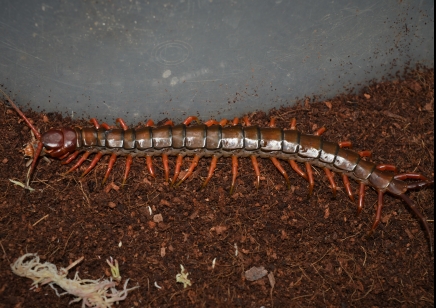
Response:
[11, 253, 139, 308]
[106, 257, 121, 282]
[176, 264, 192, 288]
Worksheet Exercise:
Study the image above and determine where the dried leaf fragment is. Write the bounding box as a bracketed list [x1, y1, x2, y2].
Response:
[245, 266, 268, 281]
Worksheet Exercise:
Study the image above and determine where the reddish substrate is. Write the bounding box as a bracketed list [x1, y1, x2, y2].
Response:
[0, 67, 434, 308]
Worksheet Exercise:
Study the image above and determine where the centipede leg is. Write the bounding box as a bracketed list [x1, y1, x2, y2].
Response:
[377, 164, 398, 173]
[304, 162, 315, 197]
[81, 152, 103, 177]
[356, 151, 371, 213]
[146, 156, 155, 178]
[270, 157, 290, 189]
[172, 154, 184, 185]
[90, 118, 100, 129]
[394, 173, 433, 190]
[102, 153, 117, 185]
[394, 173, 430, 181]
[250, 155, 261, 189]
[202, 155, 218, 188]
[270, 116, 294, 189]
[122, 155, 133, 185]
[230, 155, 239, 195]
[65, 151, 91, 174]
[342, 174, 354, 201]
[323, 167, 337, 197]
[183, 116, 198, 125]
[357, 183, 366, 214]
[61, 151, 80, 165]
[116, 118, 129, 131]
[176, 154, 201, 187]
[367, 191, 384, 237]
[289, 160, 308, 180]
[162, 154, 170, 182]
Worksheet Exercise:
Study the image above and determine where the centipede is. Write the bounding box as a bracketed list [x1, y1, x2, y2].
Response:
[1, 88, 434, 252]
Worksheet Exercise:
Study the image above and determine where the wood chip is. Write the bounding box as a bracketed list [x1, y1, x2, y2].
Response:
[210, 225, 227, 235]
[160, 199, 171, 207]
[153, 214, 163, 223]
[245, 266, 268, 281]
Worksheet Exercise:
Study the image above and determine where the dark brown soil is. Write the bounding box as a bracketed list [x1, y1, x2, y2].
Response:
[0, 67, 434, 308]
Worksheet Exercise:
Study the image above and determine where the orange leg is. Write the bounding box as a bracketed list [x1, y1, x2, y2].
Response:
[341, 174, 354, 201]
[289, 160, 308, 180]
[90, 118, 100, 129]
[323, 167, 337, 197]
[290, 118, 297, 130]
[65, 151, 91, 174]
[183, 116, 198, 125]
[314, 127, 326, 136]
[250, 155, 261, 188]
[204, 119, 219, 127]
[101, 122, 111, 130]
[122, 155, 133, 185]
[394, 173, 429, 181]
[81, 152, 103, 177]
[58, 152, 70, 160]
[358, 150, 372, 158]
[376, 164, 397, 173]
[271, 157, 290, 189]
[230, 155, 239, 194]
[357, 183, 366, 215]
[202, 155, 218, 188]
[367, 191, 384, 236]
[305, 162, 314, 197]
[162, 154, 170, 182]
[269, 117, 276, 127]
[339, 141, 352, 148]
[176, 154, 201, 186]
[231, 117, 239, 126]
[242, 116, 251, 126]
[61, 151, 80, 165]
[103, 153, 117, 185]
[115, 118, 129, 131]
[163, 120, 174, 126]
[219, 119, 228, 126]
[145, 119, 154, 127]
[172, 154, 184, 185]
[146, 156, 155, 178]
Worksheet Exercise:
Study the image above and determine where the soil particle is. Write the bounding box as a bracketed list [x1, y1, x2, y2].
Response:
[0, 66, 434, 308]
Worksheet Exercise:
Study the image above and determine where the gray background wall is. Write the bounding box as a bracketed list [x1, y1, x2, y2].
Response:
[0, 0, 434, 122]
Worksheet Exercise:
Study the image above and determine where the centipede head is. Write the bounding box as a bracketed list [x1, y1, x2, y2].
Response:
[1, 89, 77, 185]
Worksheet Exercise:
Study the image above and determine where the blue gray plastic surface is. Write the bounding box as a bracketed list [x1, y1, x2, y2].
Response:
[0, 0, 434, 123]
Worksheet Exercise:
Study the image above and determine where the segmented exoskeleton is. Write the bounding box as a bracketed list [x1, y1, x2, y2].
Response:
[1, 89, 434, 252]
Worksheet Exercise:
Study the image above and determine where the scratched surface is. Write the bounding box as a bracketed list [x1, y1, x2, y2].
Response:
[0, 0, 434, 122]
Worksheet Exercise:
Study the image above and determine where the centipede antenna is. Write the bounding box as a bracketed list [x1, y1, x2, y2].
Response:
[399, 193, 433, 254]
[27, 142, 44, 187]
[0, 88, 41, 140]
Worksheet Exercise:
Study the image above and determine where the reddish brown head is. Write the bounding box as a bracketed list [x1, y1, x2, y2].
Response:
[1, 88, 77, 184]
[41, 128, 77, 158]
